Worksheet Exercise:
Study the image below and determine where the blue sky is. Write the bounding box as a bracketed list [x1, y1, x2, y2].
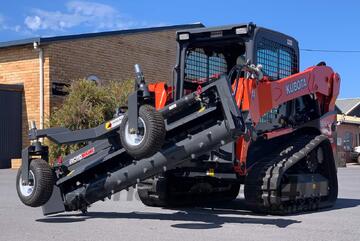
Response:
[0, 0, 359, 98]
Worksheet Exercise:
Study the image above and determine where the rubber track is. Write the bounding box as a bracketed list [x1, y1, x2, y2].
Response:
[245, 134, 337, 215]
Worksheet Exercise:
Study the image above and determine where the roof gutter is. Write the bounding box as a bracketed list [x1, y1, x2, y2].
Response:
[337, 114, 360, 125]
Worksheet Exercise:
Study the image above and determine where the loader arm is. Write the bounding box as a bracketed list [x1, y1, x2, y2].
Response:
[232, 65, 340, 175]
[235, 65, 340, 125]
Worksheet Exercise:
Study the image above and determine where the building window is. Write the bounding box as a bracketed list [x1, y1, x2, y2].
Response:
[52, 82, 70, 96]
[337, 137, 342, 146]
[343, 132, 353, 151]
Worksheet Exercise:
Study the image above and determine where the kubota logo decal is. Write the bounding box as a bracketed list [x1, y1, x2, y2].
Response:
[285, 78, 307, 95]
[69, 147, 95, 165]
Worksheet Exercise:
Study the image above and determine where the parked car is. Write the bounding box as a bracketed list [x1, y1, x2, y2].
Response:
[350, 146, 360, 163]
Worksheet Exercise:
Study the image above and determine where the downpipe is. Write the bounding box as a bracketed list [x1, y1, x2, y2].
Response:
[33, 41, 44, 130]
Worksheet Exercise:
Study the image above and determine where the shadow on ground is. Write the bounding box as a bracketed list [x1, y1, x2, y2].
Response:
[37, 210, 300, 229]
[196, 198, 360, 216]
[36, 199, 300, 229]
[36, 198, 360, 229]
[326, 198, 360, 211]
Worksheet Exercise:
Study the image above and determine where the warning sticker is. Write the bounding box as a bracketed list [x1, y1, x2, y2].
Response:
[69, 147, 95, 165]
[105, 115, 124, 130]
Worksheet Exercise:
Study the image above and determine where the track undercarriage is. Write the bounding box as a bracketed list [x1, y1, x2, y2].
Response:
[137, 134, 338, 214]
[244, 134, 338, 214]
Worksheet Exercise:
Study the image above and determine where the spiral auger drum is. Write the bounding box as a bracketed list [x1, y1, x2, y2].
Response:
[16, 23, 340, 216]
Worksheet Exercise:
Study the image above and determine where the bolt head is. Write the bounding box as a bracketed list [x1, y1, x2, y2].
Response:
[129, 128, 136, 134]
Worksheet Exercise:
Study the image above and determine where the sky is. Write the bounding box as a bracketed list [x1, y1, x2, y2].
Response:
[0, 0, 359, 98]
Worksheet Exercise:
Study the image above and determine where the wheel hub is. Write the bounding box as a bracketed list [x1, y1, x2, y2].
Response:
[124, 117, 146, 146]
[19, 170, 35, 197]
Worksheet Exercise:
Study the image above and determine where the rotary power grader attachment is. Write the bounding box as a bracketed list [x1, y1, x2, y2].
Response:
[17, 23, 340, 215]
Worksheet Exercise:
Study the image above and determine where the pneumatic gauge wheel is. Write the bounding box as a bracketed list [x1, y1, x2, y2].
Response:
[120, 104, 166, 159]
[16, 159, 54, 207]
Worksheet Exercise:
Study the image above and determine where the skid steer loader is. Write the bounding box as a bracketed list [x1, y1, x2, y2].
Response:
[16, 23, 340, 215]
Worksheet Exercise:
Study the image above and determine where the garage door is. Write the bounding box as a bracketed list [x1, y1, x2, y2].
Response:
[0, 84, 23, 168]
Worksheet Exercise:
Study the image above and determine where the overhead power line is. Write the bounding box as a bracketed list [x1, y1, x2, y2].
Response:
[300, 48, 360, 53]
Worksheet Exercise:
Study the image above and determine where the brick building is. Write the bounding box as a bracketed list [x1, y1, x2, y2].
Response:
[0, 23, 203, 168]
[335, 98, 360, 165]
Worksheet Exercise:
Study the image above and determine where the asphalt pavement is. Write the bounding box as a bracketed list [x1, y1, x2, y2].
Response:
[1, 165, 360, 241]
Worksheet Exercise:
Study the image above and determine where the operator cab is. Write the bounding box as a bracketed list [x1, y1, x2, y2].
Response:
[174, 23, 299, 99]
[180, 40, 245, 92]
[175, 23, 311, 134]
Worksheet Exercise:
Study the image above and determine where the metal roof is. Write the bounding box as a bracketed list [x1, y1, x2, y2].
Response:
[0, 37, 41, 49]
[336, 98, 360, 115]
[177, 23, 251, 34]
[177, 22, 296, 39]
[0, 23, 204, 49]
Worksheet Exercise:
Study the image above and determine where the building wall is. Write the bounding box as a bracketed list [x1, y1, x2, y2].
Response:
[0, 28, 179, 148]
[337, 123, 360, 163]
[0, 46, 51, 147]
[47, 29, 178, 110]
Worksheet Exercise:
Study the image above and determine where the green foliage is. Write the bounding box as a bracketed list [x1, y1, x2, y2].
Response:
[47, 79, 133, 162]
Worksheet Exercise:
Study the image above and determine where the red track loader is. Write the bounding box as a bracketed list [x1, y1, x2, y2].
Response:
[16, 23, 340, 215]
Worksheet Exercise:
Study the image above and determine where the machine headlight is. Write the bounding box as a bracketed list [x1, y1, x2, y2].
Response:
[179, 33, 190, 40]
[235, 27, 248, 35]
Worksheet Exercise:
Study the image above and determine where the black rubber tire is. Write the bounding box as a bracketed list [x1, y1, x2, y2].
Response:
[175, 181, 240, 206]
[137, 176, 168, 207]
[16, 159, 54, 207]
[138, 175, 240, 207]
[223, 183, 241, 201]
[120, 105, 165, 159]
